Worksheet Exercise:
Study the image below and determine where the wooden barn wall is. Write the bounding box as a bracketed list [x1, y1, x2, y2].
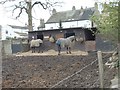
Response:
[29, 28, 85, 40]
[28, 28, 96, 51]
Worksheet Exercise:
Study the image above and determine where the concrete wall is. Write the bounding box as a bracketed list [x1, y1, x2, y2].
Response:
[2, 40, 12, 56]
[1, 39, 30, 55]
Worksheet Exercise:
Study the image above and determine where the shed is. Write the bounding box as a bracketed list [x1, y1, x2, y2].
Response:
[28, 27, 97, 51]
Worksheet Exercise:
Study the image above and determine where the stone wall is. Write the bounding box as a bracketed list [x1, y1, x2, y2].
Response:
[2, 40, 12, 56]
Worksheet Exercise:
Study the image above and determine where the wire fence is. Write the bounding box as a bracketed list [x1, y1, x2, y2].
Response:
[49, 51, 117, 89]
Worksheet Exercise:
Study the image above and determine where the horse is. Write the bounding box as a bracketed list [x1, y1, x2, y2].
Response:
[56, 36, 76, 55]
[30, 39, 43, 53]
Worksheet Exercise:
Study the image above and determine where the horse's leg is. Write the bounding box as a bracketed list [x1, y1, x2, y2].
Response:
[69, 47, 71, 54]
[40, 43, 43, 53]
[66, 47, 69, 54]
[32, 47, 35, 53]
[58, 45, 61, 55]
[31, 47, 33, 53]
[38, 46, 40, 53]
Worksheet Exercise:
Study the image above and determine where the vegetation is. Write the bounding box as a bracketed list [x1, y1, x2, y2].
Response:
[91, 1, 119, 68]
[91, 2, 119, 43]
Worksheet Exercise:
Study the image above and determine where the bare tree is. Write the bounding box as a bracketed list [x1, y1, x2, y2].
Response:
[0, 0, 63, 31]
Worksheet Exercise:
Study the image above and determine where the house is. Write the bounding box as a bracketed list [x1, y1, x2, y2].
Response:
[0, 25, 28, 40]
[8, 25, 28, 39]
[44, 5, 98, 30]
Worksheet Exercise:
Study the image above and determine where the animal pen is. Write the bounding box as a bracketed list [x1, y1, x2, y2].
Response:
[28, 27, 97, 52]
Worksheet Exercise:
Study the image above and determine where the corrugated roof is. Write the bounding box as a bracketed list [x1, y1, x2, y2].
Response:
[14, 31, 28, 36]
[8, 25, 28, 30]
[46, 7, 95, 23]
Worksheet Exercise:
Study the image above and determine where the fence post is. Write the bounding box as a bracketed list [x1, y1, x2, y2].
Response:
[97, 51, 104, 88]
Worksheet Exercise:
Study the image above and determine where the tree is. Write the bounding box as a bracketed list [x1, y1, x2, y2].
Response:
[91, 1, 119, 69]
[0, 0, 63, 31]
[91, 1, 118, 43]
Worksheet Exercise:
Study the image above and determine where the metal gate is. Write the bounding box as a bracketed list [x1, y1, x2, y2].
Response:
[12, 44, 22, 53]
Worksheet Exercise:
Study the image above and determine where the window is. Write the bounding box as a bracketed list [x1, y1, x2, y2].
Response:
[6, 30, 8, 34]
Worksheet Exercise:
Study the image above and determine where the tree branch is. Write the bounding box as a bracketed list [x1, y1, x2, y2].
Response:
[32, 1, 47, 9]
[12, 5, 28, 19]
[15, 7, 24, 19]
[0, 0, 8, 4]
[12, 4, 28, 18]
[0, 0, 15, 4]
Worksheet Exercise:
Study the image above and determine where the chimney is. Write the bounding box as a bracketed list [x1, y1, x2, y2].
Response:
[72, 6, 76, 11]
[80, 6, 84, 11]
[52, 8, 57, 14]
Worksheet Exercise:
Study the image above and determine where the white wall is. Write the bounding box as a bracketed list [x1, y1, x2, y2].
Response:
[45, 23, 59, 30]
[77, 20, 92, 28]
[45, 20, 92, 30]
[62, 21, 78, 28]
[1, 25, 14, 40]
[1, 25, 28, 40]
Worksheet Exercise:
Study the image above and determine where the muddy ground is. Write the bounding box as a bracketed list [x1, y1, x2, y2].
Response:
[2, 52, 117, 88]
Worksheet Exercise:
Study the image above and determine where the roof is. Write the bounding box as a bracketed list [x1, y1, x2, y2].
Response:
[46, 7, 95, 24]
[8, 25, 28, 30]
[14, 31, 28, 36]
[28, 27, 97, 33]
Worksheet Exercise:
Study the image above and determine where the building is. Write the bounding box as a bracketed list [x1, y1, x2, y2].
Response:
[29, 27, 97, 51]
[44, 6, 98, 30]
[8, 25, 28, 39]
[0, 25, 28, 40]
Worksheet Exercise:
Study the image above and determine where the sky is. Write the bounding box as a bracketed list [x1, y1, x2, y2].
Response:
[0, 0, 97, 28]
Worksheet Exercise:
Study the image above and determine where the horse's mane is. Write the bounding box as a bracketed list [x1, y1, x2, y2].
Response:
[66, 36, 75, 42]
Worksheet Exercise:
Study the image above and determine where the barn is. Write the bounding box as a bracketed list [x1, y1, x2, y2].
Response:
[28, 27, 97, 52]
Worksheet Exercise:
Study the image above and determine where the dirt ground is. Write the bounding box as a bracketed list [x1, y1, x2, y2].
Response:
[14, 50, 88, 56]
[2, 51, 118, 88]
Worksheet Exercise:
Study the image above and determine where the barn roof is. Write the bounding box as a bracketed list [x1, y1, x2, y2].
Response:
[46, 7, 95, 24]
[8, 25, 28, 30]
[14, 31, 28, 36]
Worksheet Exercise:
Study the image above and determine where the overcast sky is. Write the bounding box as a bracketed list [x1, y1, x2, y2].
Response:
[0, 0, 97, 28]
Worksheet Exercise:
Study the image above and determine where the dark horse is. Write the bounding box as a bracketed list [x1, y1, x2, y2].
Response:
[56, 36, 76, 55]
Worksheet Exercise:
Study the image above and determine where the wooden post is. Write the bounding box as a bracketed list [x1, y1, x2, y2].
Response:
[97, 51, 104, 88]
